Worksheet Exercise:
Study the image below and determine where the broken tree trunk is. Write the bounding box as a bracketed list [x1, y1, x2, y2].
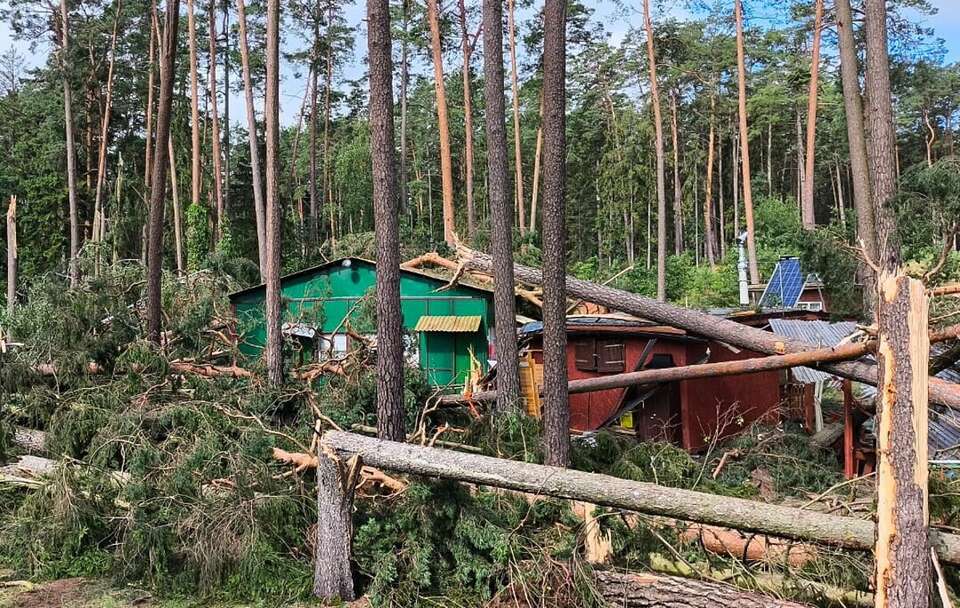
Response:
[313, 446, 361, 602]
[595, 570, 810, 608]
[456, 248, 960, 409]
[440, 340, 873, 404]
[319, 431, 960, 564]
[874, 273, 930, 607]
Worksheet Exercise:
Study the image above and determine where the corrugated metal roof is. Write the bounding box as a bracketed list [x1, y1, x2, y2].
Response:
[414, 315, 482, 333]
[768, 319, 860, 383]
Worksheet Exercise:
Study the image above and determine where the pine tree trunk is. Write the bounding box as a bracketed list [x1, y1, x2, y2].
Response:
[718, 133, 725, 257]
[426, 0, 456, 245]
[529, 92, 544, 236]
[323, 2, 336, 244]
[734, 0, 760, 284]
[704, 94, 717, 268]
[508, 0, 525, 234]
[59, 0, 80, 287]
[222, 4, 231, 216]
[642, 0, 667, 302]
[732, 129, 740, 235]
[146, 0, 181, 344]
[208, 0, 225, 243]
[399, 0, 410, 218]
[6, 196, 16, 317]
[143, 6, 156, 264]
[168, 135, 184, 273]
[459, 0, 476, 241]
[801, 0, 823, 231]
[482, 0, 520, 415]
[368, 0, 405, 441]
[595, 571, 810, 608]
[236, 0, 267, 278]
[92, 2, 121, 258]
[187, 0, 202, 215]
[313, 449, 360, 601]
[308, 33, 319, 247]
[670, 91, 683, 255]
[264, 0, 282, 385]
[542, 0, 569, 467]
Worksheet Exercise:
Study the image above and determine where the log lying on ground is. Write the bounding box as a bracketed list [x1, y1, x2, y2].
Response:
[12, 427, 45, 453]
[441, 340, 873, 404]
[595, 570, 810, 608]
[458, 248, 960, 409]
[320, 430, 960, 564]
[678, 523, 817, 567]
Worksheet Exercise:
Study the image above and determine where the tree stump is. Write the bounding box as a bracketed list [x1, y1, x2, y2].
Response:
[313, 447, 361, 602]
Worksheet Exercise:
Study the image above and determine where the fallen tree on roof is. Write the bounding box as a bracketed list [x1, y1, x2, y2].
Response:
[441, 340, 875, 404]
[317, 431, 960, 564]
[457, 247, 960, 409]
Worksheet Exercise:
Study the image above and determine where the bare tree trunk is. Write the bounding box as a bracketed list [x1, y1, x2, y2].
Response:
[460, 0, 476, 241]
[187, 0, 202, 250]
[924, 109, 935, 168]
[530, 92, 544, 236]
[426, 0, 456, 245]
[642, 0, 667, 302]
[208, 0, 225, 243]
[483, 0, 520, 415]
[704, 94, 717, 268]
[734, 0, 760, 284]
[236, 0, 267, 277]
[399, 0, 410, 219]
[836, 160, 847, 230]
[670, 91, 683, 255]
[59, 0, 80, 287]
[801, 0, 824, 231]
[542, 0, 569, 467]
[733, 128, 740, 235]
[508, 0, 525, 234]
[92, 2, 122, 261]
[368, 0, 405, 440]
[6, 196, 15, 316]
[168, 136, 184, 273]
[144, 6, 157, 266]
[313, 449, 360, 601]
[718, 132, 725, 257]
[146, 0, 181, 344]
[308, 32, 319, 247]
[874, 273, 930, 607]
[263, 0, 282, 385]
[323, 2, 336, 244]
[596, 571, 810, 608]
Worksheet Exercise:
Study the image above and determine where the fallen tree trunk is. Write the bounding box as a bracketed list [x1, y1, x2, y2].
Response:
[595, 570, 810, 608]
[320, 430, 960, 564]
[442, 340, 873, 404]
[12, 427, 45, 453]
[457, 248, 960, 409]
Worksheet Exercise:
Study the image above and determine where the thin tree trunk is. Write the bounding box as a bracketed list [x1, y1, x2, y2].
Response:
[642, 0, 667, 302]
[924, 109, 935, 168]
[704, 94, 717, 268]
[222, 4, 230, 216]
[508, 0, 525, 234]
[719, 132, 726, 257]
[187, 0, 202, 214]
[399, 0, 410, 217]
[368, 0, 405, 440]
[426, 0, 456, 245]
[264, 0, 282, 385]
[323, 1, 336, 244]
[733, 128, 740, 235]
[309, 32, 319, 247]
[208, 0, 225, 243]
[168, 135, 184, 273]
[767, 122, 773, 196]
[836, 160, 847, 230]
[236, 0, 267, 277]
[460, 0, 476, 240]
[483, 0, 520, 415]
[801, 0, 824, 230]
[143, 2, 158, 269]
[541, 0, 569, 467]
[146, 0, 181, 344]
[92, 1, 121, 258]
[59, 0, 80, 287]
[530, 92, 544, 236]
[734, 0, 760, 284]
[670, 91, 683, 255]
[6, 196, 16, 316]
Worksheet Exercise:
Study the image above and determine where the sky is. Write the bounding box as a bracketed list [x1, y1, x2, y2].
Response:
[1, 0, 959, 127]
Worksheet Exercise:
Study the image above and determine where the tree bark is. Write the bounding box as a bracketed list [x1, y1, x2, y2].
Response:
[236, 0, 267, 278]
[426, 0, 456, 246]
[670, 91, 683, 255]
[323, 1, 336, 244]
[319, 430, 960, 564]
[541, 0, 569, 467]
[146, 0, 181, 344]
[459, 0, 476, 241]
[595, 570, 810, 608]
[863, 0, 901, 273]
[874, 274, 930, 607]
[168, 135, 184, 273]
[187, 0, 202, 219]
[313, 448, 360, 601]
[508, 0, 525, 234]
[143, 5, 157, 268]
[483, 0, 521, 415]
[704, 94, 717, 268]
[308, 29, 319, 247]
[734, 0, 760, 284]
[208, 0, 225, 243]
[6, 196, 15, 316]
[801, 0, 824, 231]
[368, 0, 405, 441]
[59, 0, 80, 287]
[399, 0, 410, 221]
[529, 92, 544, 236]
[456, 249, 960, 409]
[264, 0, 282, 385]
[643, 0, 668, 302]
[440, 340, 873, 404]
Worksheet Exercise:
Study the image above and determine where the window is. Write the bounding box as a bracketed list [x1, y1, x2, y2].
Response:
[573, 338, 625, 373]
[796, 301, 823, 312]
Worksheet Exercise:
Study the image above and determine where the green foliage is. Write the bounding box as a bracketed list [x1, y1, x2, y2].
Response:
[185, 202, 211, 273]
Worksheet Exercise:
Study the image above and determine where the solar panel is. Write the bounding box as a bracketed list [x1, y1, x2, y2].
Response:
[759, 258, 804, 308]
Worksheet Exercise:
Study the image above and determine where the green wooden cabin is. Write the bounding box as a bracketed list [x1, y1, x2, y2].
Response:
[228, 257, 495, 390]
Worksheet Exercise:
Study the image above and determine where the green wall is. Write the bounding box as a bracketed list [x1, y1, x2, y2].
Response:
[230, 259, 494, 389]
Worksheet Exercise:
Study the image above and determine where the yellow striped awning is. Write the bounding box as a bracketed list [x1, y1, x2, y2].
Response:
[414, 315, 482, 333]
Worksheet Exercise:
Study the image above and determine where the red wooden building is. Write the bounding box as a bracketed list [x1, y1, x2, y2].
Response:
[520, 314, 792, 452]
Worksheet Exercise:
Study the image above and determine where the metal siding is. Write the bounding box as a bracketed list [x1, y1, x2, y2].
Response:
[768, 319, 859, 384]
[414, 315, 482, 333]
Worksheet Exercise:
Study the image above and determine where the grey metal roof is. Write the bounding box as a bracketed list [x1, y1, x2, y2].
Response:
[768, 319, 860, 383]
